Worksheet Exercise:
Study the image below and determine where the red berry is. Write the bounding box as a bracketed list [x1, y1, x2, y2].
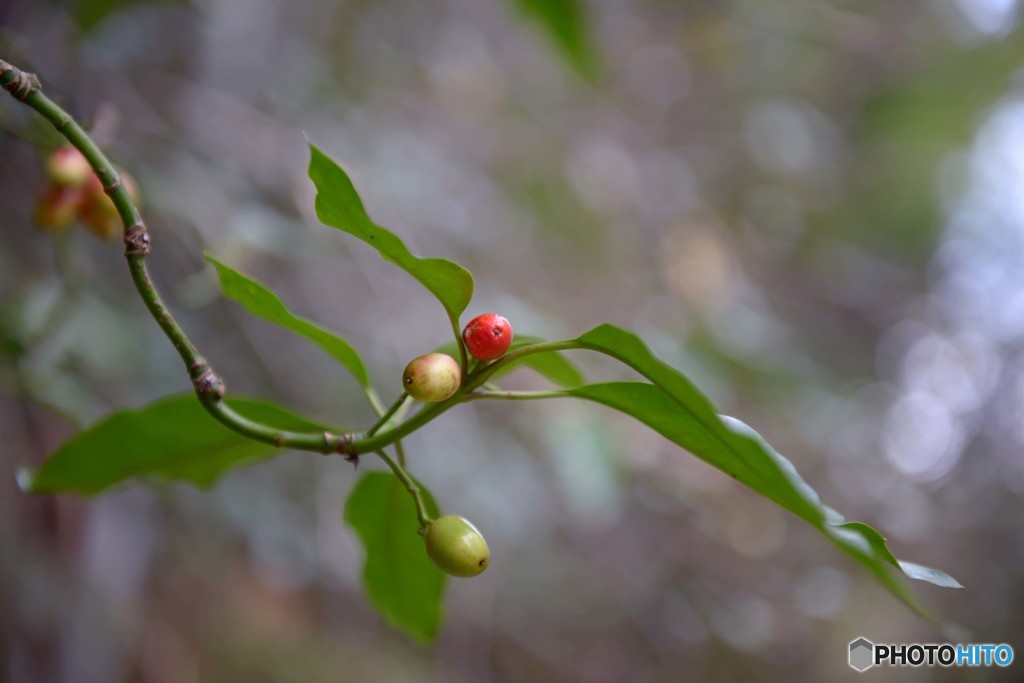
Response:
[463, 313, 513, 361]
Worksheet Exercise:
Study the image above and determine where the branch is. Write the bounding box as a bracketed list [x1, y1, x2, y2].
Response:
[0, 59, 438, 458]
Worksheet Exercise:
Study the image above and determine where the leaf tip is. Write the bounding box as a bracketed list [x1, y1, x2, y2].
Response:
[306, 138, 325, 160]
[898, 560, 965, 590]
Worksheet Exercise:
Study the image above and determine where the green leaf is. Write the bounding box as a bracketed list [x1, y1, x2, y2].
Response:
[205, 253, 371, 388]
[509, 0, 598, 79]
[435, 336, 585, 388]
[308, 144, 474, 333]
[838, 521, 962, 589]
[838, 521, 901, 567]
[565, 382, 947, 616]
[23, 394, 326, 494]
[568, 323, 961, 617]
[344, 471, 446, 643]
[576, 325, 821, 521]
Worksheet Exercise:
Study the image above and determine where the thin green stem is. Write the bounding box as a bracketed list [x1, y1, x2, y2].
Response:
[367, 391, 408, 436]
[358, 341, 585, 447]
[362, 396, 457, 449]
[366, 385, 412, 471]
[375, 449, 432, 531]
[365, 386, 387, 417]
[451, 317, 469, 378]
[464, 340, 581, 391]
[464, 389, 570, 402]
[365, 394, 419, 524]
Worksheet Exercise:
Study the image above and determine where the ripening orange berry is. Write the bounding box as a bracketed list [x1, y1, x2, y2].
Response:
[402, 353, 461, 402]
[44, 146, 91, 187]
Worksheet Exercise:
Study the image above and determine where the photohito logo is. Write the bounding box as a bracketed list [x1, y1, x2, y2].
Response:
[848, 637, 1014, 672]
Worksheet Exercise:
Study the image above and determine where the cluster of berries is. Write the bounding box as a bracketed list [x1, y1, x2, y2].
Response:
[402, 313, 514, 578]
[34, 146, 138, 238]
[402, 313, 513, 403]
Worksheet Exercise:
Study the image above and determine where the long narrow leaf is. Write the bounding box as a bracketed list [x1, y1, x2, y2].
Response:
[565, 381, 960, 617]
[560, 323, 962, 615]
[206, 254, 372, 388]
[308, 144, 474, 332]
[577, 324, 824, 522]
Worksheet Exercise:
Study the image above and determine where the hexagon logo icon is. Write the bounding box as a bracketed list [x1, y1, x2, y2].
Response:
[849, 637, 875, 672]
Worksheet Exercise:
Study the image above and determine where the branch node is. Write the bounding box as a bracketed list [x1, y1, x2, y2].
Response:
[189, 359, 225, 398]
[321, 431, 357, 464]
[338, 434, 358, 468]
[193, 368, 226, 398]
[188, 358, 207, 379]
[124, 223, 150, 256]
[274, 432, 284, 447]
[104, 175, 122, 195]
[0, 60, 40, 101]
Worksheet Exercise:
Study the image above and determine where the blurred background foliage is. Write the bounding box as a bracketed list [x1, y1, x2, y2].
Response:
[2, 0, 1023, 681]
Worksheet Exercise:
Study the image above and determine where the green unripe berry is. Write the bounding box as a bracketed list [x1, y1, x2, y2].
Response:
[402, 353, 461, 402]
[425, 515, 489, 578]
